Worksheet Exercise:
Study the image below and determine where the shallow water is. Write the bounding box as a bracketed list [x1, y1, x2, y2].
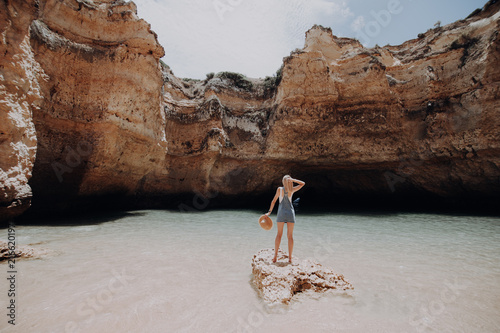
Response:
[1, 210, 500, 332]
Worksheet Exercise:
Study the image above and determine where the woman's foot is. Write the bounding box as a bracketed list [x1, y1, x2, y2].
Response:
[272, 256, 277, 263]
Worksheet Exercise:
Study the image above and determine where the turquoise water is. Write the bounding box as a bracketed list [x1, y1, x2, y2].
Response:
[1, 210, 500, 332]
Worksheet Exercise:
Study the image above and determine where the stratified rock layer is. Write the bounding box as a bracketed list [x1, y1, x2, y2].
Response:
[252, 248, 353, 304]
[161, 2, 500, 207]
[27, 0, 168, 212]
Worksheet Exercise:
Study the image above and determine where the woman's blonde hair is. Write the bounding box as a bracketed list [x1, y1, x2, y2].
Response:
[282, 175, 292, 194]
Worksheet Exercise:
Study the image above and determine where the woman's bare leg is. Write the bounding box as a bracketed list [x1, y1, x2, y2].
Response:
[273, 222, 285, 262]
[287, 222, 295, 263]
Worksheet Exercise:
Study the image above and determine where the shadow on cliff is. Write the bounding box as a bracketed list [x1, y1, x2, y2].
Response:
[17, 174, 500, 223]
[162, 187, 500, 218]
[13, 189, 499, 225]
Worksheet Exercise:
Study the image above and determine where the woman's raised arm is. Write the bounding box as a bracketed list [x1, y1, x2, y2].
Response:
[291, 178, 305, 192]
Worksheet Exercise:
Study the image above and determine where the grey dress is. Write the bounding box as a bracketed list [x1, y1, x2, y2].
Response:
[277, 187, 295, 223]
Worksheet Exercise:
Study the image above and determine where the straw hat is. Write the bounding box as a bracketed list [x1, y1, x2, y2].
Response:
[258, 214, 273, 230]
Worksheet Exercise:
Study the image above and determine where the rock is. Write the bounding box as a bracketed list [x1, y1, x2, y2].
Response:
[27, 0, 169, 214]
[1, 0, 171, 219]
[0, 0, 43, 222]
[0, 240, 50, 261]
[251, 248, 353, 304]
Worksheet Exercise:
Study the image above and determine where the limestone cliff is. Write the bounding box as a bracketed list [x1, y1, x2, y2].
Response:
[1, 0, 499, 220]
[161, 2, 500, 209]
[0, 0, 42, 221]
[26, 0, 168, 216]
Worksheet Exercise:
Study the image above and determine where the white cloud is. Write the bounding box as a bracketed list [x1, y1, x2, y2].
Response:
[350, 15, 366, 32]
[134, 0, 352, 79]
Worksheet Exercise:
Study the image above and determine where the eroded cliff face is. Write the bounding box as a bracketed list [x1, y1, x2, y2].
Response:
[25, 0, 168, 214]
[0, 0, 43, 221]
[1, 1, 499, 220]
[162, 2, 500, 208]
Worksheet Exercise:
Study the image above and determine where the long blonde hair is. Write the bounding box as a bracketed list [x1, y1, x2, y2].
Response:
[282, 175, 292, 195]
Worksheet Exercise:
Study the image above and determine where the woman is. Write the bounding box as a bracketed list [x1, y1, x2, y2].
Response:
[266, 175, 305, 264]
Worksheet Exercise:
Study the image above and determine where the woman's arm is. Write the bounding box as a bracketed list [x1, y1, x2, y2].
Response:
[266, 188, 280, 215]
[291, 178, 305, 192]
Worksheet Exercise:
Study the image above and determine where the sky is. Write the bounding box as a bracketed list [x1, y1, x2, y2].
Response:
[133, 0, 489, 79]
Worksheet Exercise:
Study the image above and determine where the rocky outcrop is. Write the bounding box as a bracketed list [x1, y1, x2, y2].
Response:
[251, 248, 353, 304]
[0, 240, 50, 261]
[0, 0, 43, 222]
[1, 1, 499, 219]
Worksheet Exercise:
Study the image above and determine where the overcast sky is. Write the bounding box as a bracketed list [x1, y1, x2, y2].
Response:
[134, 0, 488, 79]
